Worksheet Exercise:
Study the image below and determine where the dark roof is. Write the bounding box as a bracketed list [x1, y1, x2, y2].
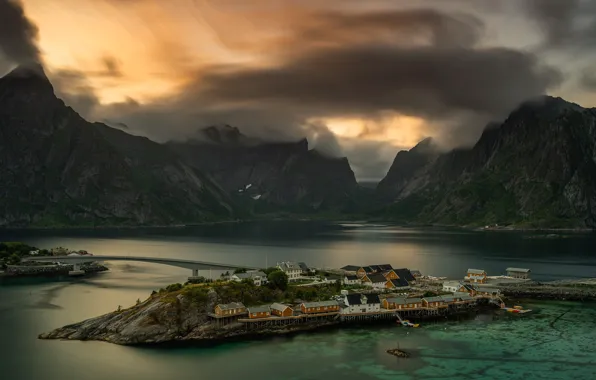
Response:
[298, 262, 310, 271]
[366, 273, 387, 283]
[378, 264, 393, 271]
[395, 268, 415, 282]
[346, 293, 362, 305]
[341, 265, 360, 272]
[361, 266, 374, 273]
[368, 265, 382, 272]
[389, 278, 409, 287]
[462, 284, 476, 291]
[345, 275, 359, 281]
[410, 269, 422, 276]
[365, 293, 381, 304]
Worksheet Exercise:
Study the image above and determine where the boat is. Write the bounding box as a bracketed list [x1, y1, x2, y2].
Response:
[501, 305, 532, 314]
[399, 320, 420, 328]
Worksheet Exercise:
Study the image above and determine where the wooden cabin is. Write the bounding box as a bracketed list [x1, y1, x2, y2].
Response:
[466, 269, 487, 284]
[506, 268, 531, 279]
[385, 278, 410, 290]
[214, 302, 247, 316]
[474, 287, 501, 297]
[422, 296, 447, 308]
[270, 303, 293, 317]
[362, 273, 388, 289]
[300, 300, 340, 314]
[247, 305, 271, 319]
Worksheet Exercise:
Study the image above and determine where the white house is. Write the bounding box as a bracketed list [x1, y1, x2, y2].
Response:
[342, 293, 381, 314]
[443, 281, 463, 293]
[277, 261, 302, 282]
[29, 250, 40, 256]
[343, 274, 361, 285]
[231, 270, 268, 286]
[362, 273, 387, 289]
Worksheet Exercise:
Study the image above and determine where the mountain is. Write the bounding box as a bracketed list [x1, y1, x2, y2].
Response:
[377, 96, 596, 228]
[0, 65, 237, 227]
[167, 126, 360, 214]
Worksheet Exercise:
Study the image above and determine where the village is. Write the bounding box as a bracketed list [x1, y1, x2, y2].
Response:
[209, 262, 533, 329]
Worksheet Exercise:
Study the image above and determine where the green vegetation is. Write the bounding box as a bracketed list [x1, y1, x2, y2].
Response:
[267, 270, 289, 291]
[0, 242, 47, 268]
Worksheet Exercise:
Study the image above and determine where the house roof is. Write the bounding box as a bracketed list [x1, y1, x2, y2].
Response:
[298, 262, 310, 271]
[410, 269, 422, 276]
[458, 294, 474, 301]
[302, 300, 339, 308]
[384, 297, 407, 305]
[234, 272, 251, 279]
[365, 294, 381, 304]
[405, 298, 422, 304]
[461, 284, 476, 292]
[443, 281, 462, 287]
[247, 306, 271, 313]
[360, 266, 375, 273]
[506, 267, 531, 273]
[341, 265, 360, 272]
[278, 262, 301, 271]
[388, 278, 409, 287]
[345, 293, 362, 305]
[378, 264, 393, 271]
[395, 268, 415, 282]
[248, 270, 267, 277]
[441, 295, 456, 303]
[217, 302, 246, 310]
[366, 273, 387, 283]
[477, 287, 500, 293]
[467, 268, 486, 274]
[423, 296, 445, 303]
[270, 303, 292, 312]
[345, 275, 359, 281]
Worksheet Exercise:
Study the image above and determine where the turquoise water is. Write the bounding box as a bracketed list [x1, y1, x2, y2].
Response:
[1, 223, 595, 379]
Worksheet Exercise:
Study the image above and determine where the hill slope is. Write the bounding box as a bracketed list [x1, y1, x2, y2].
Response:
[0, 65, 237, 227]
[378, 96, 596, 228]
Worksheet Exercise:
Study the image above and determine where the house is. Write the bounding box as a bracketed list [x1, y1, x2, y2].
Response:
[231, 270, 268, 286]
[466, 269, 487, 283]
[277, 261, 302, 282]
[383, 297, 422, 310]
[356, 266, 374, 278]
[422, 296, 447, 308]
[298, 262, 315, 275]
[270, 303, 293, 317]
[362, 273, 388, 289]
[343, 274, 361, 286]
[459, 283, 477, 295]
[394, 268, 416, 285]
[364, 293, 382, 312]
[29, 250, 40, 256]
[385, 277, 410, 290]
[342, 293, 381, 314]
[443, 281, 463, 293]
[247, 305, 271, 319]
[356, 264, 393, 278]
[453, 292, 476, 303]
[506, 267, 531, 279]
[410, 269, 422, 278]
[214, 302, 247, 317]
[382, 270, 399, 280]
[300, 300, 340, 314]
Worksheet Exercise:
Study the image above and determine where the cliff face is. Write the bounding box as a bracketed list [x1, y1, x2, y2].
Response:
[168, 126, 360, 213]
[0, 66, 236, 227]
[378, 96, 596, 228]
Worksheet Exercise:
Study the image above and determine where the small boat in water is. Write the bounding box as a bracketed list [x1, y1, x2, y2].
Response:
[399, 320, 420, 327]
[502, 305, 533, 314]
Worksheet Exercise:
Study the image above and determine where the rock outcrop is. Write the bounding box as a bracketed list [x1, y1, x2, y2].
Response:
[0, 65, 237, 227]
[377, 96, 596, 228]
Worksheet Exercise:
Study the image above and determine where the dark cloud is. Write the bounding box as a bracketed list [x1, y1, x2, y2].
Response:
[98, 56, 123, 78]
[524, 0, 596, 50]
[0, 0, 40, 64]
[580, 69, 596, 92]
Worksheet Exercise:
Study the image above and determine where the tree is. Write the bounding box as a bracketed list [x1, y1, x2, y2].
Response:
[263, 267, 279, 275]
[268, 270, 289, 291]
[233, 268, 247, 274]
[334, 279, 341, 292]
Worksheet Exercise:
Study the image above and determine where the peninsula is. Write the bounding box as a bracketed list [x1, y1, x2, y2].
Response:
[38, 263, 596, 346]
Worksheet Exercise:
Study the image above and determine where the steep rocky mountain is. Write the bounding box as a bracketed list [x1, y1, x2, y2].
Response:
[0, 65, 237, 227]
[168, 126, 360, 214]
[378, 96, 596, 228]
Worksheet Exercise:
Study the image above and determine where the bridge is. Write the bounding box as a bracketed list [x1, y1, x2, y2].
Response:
[21, 255, 255, 280]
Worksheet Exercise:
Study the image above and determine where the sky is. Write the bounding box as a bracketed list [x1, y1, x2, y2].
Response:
[1, 0, 596, 181]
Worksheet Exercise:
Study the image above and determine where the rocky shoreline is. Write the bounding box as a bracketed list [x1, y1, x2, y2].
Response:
[500, 280, 596, 301]
[1, 263, 108, 277]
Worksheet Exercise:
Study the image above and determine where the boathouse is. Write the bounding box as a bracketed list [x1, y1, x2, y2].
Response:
[343, 274, 361, 285]
[247, 306, 271, 319]
[452, 292, 475, 303]
[506, 268, 531, 279]
[270, 303, 293, 317]
[422, 296, 447, 308]
[300, 300, 340, 314]
[214, 302, 247, 316]
[474, 287, 501, 296]
[383, 297, 422, 310]
[394, 268, 416, 285]
[466, 269, 487, 284]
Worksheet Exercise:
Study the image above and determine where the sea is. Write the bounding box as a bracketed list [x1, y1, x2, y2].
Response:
[1, 221, 595, 380]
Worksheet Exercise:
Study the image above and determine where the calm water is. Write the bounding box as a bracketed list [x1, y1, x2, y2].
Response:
[1, 222, 596, 380]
